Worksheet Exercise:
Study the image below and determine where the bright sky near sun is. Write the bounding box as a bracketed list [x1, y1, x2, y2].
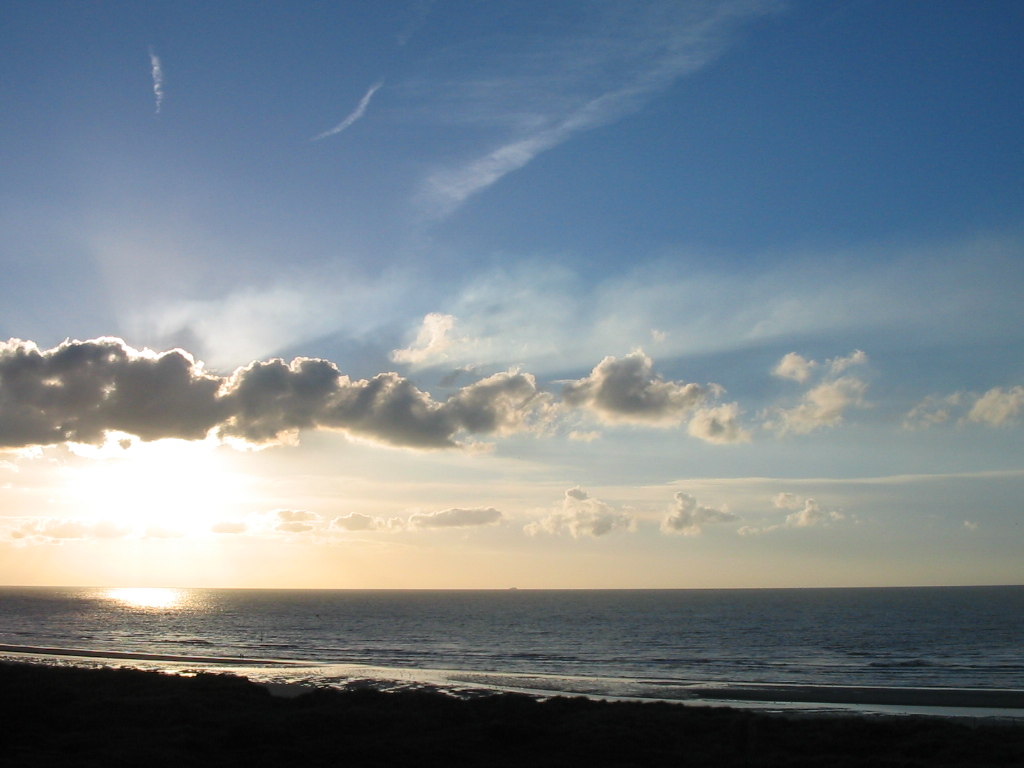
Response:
[1, 1, 1022, 589]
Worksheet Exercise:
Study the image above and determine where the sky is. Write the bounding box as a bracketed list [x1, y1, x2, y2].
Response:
[0, 0, 1022, 589]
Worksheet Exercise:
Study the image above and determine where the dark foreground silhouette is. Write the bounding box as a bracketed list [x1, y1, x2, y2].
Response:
[2, 662, 1022, 767]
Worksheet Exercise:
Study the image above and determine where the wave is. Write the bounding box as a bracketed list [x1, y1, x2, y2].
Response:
[0, 643, 302, 666]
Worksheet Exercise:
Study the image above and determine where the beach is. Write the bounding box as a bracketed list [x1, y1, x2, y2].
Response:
[3, 660, 1024, 767]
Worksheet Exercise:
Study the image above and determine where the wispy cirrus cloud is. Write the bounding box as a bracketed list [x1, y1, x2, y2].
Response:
[311, 80, 384, 141]
[148, 47, 164, 114]
[414, 1, 781, 217]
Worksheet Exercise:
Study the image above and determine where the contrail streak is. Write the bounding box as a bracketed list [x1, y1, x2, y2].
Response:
[148, 47, 164, 114]
[311, 80, 383, 141]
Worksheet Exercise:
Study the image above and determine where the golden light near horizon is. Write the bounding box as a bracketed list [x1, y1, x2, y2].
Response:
[105, 587, 185, 609]
[64, 435, 247, 535]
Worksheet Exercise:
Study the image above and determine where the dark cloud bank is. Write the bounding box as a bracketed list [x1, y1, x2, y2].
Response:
[0, 338, 739, 450]
[0, 338, 548, 450]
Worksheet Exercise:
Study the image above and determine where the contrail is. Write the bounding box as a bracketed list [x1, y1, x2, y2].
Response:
[311, 80, 383, 141]
[148, 47, 164, 114]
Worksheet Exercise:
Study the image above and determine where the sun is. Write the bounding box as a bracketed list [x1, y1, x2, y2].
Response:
[64, 434, 247, 535]
[105, 587, 186, 610]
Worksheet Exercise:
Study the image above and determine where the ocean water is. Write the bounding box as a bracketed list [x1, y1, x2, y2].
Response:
[1, 586, 1022, 709]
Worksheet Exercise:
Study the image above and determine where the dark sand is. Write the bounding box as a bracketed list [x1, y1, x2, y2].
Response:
[3, 661, 1023, 767]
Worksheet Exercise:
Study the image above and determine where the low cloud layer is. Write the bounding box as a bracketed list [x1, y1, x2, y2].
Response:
[274, 509, 319, 533]
[525, 487, 634, 538]
[409, 506, 503, 529]
[331, 506, 504, 532]
[7, 518, 132, 542]
[0, 338, 549, 451]
[0, 338, 768, 454]
[660, 492, 739, 536]
[211, 520, 247, 534]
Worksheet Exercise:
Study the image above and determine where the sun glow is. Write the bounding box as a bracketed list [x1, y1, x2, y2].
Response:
[106, 587, 185, 609]
[65, 435, 247, 534]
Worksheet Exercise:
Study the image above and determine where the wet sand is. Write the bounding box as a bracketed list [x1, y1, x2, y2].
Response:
[3, 660, 1024, 767]
[686, 682, 1024, 710]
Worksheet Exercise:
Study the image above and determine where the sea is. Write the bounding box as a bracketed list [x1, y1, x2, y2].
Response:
[1, 585, 1023, 717]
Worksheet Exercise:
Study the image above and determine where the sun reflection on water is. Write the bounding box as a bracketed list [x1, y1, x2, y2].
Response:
[106, 587, 185, 610]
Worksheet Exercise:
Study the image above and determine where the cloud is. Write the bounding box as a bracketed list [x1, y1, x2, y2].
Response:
[274, 509, 319, 533]
[764, 351, 869, 435]
[274, 509, 318, 522]
[7, 518, 133, 542]
[904, 385, 1024, 429]
[408, 506, 503, 528]
[414, 1, 780, 217]
[211, 520, 247, 534]
[311, 80, 384, 141]
[828, 350, 868, 375]
[0, 338, 226, 448]
[562, 351, 707, 425]
[773, 352, 816, 383]
[783, 498, 828, 528]
[148, 47, 163, 114]
[740, 493, 845, 534]
[371, 235, 1024, 377]
[661, 492, 739, 536]
[391, 313, 464, 366]
[772, 492, 802, 510]
[525, 487, 634, 538]
[330, 507, 503, 531]
[220, 357, 551, 449]
[966, 386, 1024, 427]
[903, 393, 963, 430]
[687, 403, 751, 444]
[0, 338, 550, 451]
[331, 513, 385, 532]
[0, 338, 757, 452]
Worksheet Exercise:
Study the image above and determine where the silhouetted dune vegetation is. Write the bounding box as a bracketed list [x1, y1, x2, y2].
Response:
[2, 661, 1022, 767]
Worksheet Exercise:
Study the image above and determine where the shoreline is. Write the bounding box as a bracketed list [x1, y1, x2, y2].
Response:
[3, 643, 1023, 717]
[0, 642, 300, 666]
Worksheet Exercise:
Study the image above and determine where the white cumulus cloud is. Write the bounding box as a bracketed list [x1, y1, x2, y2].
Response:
[764, 351, 869, 435]
[391, 313, 464, 366]
[525, 487, 634, 538]
[966, 386, 1024, 427]
[661, 492, 739, 536]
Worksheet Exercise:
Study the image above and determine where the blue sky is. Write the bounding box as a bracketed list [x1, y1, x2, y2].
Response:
[0, 1, 1021, 588]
